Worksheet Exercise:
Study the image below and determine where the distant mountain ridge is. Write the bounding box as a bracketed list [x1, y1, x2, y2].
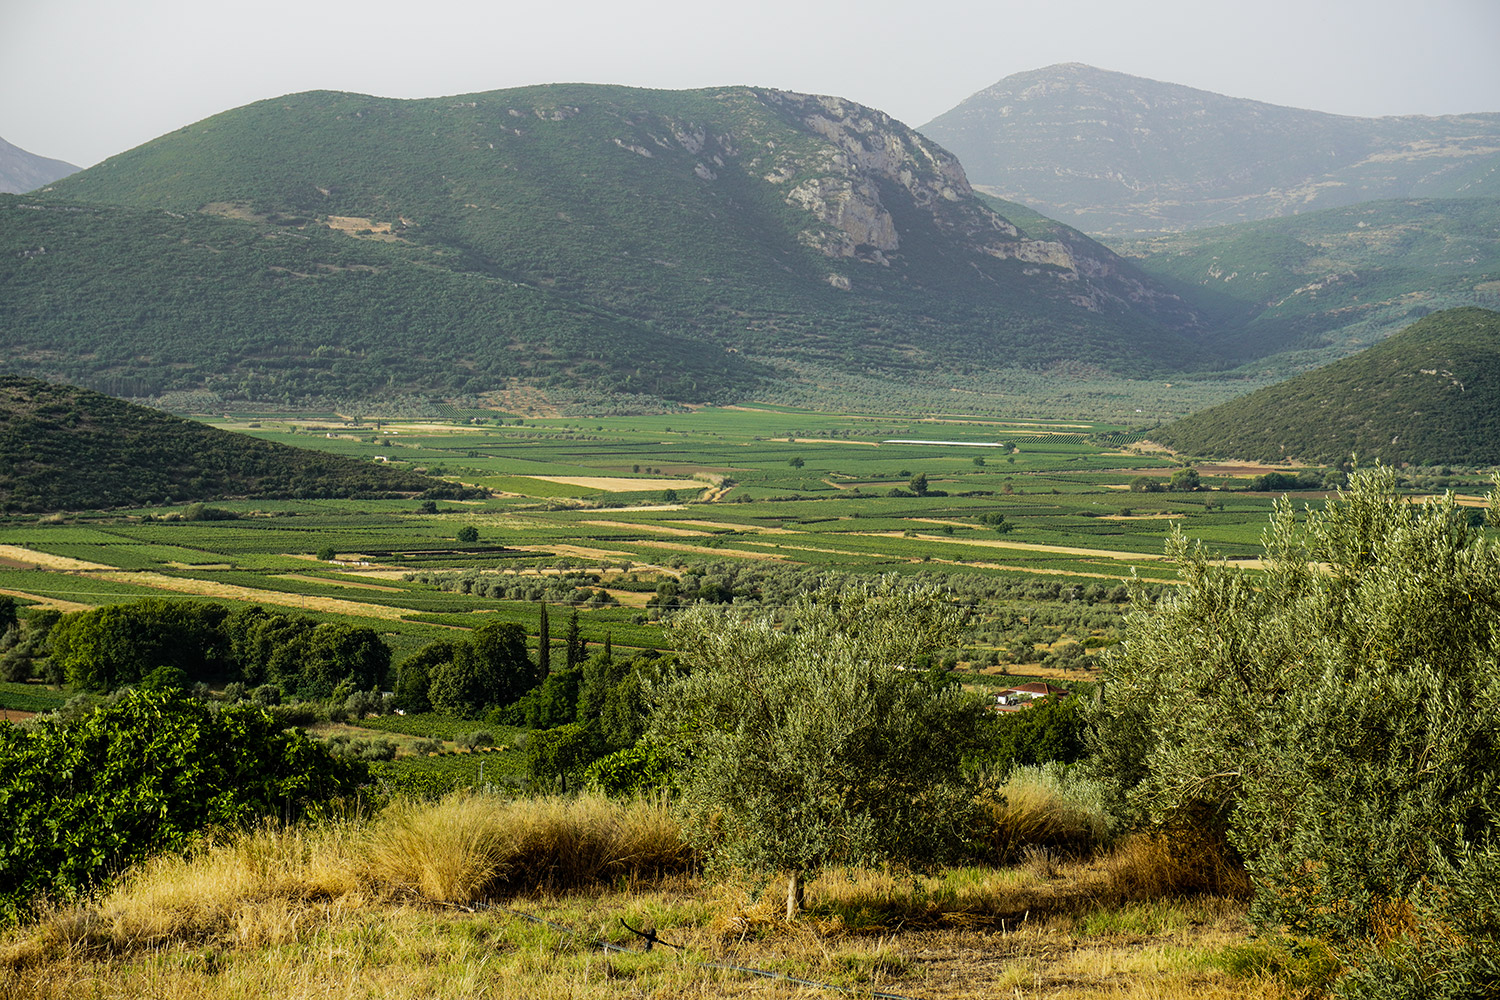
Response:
[0, 136, 78, 194]
[1116, 198, 1500, 372]
[921, 64, 1500, 237]
[5, 84, 1214, 408]
[1150, 308, 1500, 466]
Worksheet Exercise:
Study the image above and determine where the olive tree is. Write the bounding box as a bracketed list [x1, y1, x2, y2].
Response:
[1090, 466, 1500, 983]
[649, 578, 990, 919]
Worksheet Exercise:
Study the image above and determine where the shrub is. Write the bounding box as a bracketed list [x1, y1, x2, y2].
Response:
[0, 689, 363, 923]
[1091, 466, 1500, 962]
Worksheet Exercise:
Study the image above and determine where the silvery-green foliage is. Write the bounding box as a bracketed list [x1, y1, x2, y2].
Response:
[1091, 465, 1500, 943]
[649, 577, 991, 877]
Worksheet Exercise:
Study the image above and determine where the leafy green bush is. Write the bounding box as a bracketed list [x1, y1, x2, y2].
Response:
[0, 689, 363, 923]
[1091, 466, 1500, 974]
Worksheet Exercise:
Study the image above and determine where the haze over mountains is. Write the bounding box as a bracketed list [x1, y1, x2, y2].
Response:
[921, 63, 1500, 238]
[0, 136, 78, 194]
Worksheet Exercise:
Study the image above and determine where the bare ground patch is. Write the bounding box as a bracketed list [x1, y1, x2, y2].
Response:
[581, 520, 711, 537]
[0, 546, 112, 571]
[0, 588, 92, 612]
[853, 532, 1168, 562]
[273, 574, 405, 593]
[91, 572, 408, 621]
[530, 476, 707, 492]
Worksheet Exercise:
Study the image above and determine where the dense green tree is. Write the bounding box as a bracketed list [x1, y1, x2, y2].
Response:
[393, 641, 456, 713]
[471, 621, 535, 707]
[0, 689, 363, 923]
[908, 472, 929, 496]
[428, 622, 533, 716]
[1090, 466, 1500, 991]
[0, 598, 16, 636]
[300, 624, 390, 700]
[1167, 466, 1200, 491]
[650, 578, 990, 917]
[987, 696, 1088, 774]
[516, 664, 583, 730]
[49, 599, 229, 691]
[563, 609, 585, 671]
[536, 602, 550, 678]
[456, 526, 479, 544]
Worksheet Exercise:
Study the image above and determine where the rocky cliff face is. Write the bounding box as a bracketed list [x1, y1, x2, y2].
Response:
[739, 88, 1191, 320]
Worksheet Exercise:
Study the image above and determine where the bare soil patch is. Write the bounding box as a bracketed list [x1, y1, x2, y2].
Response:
[0, 546, 111, 571]
[0, 588, 92, 612]
[274, 574, 404, 593]
[92, 572, 408, 621]
[530, 476, 706, 492]
[581, 520, 710, 537]
[854, 532, 1167, 562]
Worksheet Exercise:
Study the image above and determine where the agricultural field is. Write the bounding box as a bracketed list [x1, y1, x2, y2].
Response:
[0, 401, 1455, 714]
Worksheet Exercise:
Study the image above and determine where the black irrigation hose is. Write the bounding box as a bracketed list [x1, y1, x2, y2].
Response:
[450, 898, 928, 1000]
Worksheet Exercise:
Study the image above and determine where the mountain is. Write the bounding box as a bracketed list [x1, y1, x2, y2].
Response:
[1116, 198, 1500, 370]
[5, 85, 1212, 408]
[1149, 308, 1500, 466]
[0, 136, 78, 194]
[0, 375, 465, 512]
[920, 64, 1500, 237]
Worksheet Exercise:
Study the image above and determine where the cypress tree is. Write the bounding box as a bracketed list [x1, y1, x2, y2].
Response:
[537, 601, 550, 678]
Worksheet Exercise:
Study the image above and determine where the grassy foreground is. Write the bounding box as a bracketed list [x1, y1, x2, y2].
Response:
[0, 790, 1328, 1000]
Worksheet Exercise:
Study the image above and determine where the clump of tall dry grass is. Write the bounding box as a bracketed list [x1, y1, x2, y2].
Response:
[360, 790, 690, 902]
[1, 792, 689, 970]
[1098, 827, 1252, 903]
[981, 763, 1114, 863]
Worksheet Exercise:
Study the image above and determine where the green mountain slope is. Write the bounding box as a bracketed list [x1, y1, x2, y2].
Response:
[10, 85, 1212, 407]
[921, 64, 1500, 238]
[0, 376, 461, 512]
[0, 196, 762, 403]
[1150, 308, 1500, 465]
[1115, 198, 1500, 370]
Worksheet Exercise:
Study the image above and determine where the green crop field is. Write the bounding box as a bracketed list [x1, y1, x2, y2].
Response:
[5, 404, 1473, 678]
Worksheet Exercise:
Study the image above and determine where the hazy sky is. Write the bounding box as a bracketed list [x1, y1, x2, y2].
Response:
[4, 0, 1498, 168]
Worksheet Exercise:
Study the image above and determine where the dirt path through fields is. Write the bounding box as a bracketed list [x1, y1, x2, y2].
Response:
[0, 587, 93, 612]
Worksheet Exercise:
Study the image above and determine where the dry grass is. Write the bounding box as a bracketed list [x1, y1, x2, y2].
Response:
[361, 791, 690, 902]
[0, 789, 1282, 1000]
[983, 765, 1114, 863]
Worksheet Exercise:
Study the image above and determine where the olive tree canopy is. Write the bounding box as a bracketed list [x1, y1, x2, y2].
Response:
[649, 578, 990, 913]
[1090, 466, 1500, 969]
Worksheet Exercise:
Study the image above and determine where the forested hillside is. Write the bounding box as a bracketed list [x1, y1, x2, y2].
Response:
[1149, 307, 1500, 465]
[0, 376, 461, 511]
[1117, 198, 1500, 370]
[4, 85, 1213, 408]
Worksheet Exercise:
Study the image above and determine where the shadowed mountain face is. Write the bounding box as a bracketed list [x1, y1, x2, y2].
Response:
[1151, 308, 1500, 466]
[921, 64, 1500, 238]
[4, 84, 1214, 408]
[0, 136, 78, 194]
[0, 375, 464, 512]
